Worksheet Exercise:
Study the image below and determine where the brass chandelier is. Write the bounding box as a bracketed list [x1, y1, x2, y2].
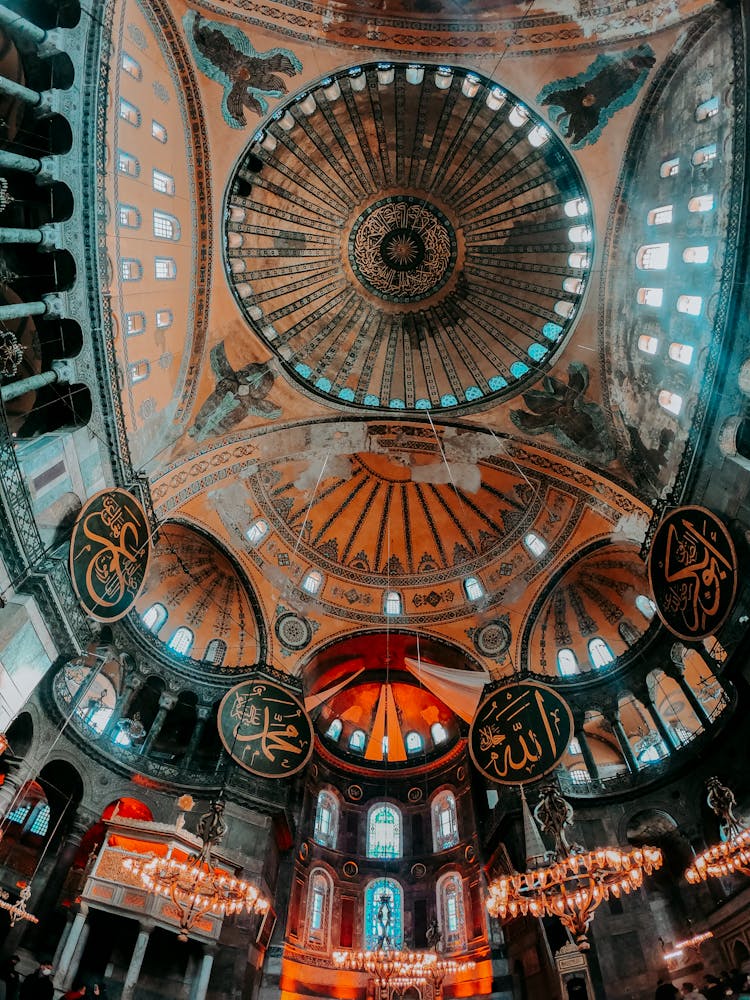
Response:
[685, 777, 750, 884]
[124, 799, 267, 941]
[487, 785, 663, 950]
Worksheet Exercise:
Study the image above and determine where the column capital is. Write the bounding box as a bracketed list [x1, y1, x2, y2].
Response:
[158, 693, 177, 711]
[196, 706, 212, 721]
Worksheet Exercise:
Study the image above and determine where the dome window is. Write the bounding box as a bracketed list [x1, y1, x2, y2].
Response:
[688, 194, 714, 213]
[323, 79, 341, 101]
[510, 361, 530, 377]
[405, 731, 423, 755]
[564, 198, 588, 218]
[485, 86, 506, 111]
[636, 243, 669, 270]
[301, 570, 324, 596]
[568, 225, 592, 243]
[637, 287, 663, 307]
[464, 577, 484, 601]
[568, 252, 590, 269]
[638, 335, 659, 355]
[660, 157, 679, 177]
[683, 245, 710, 264]
[384, 591, 403, 617]
[509, 104, 529, 127]
[461, 73, 480, 98]
[168, 627, 194, 656]
[528, 344, 548, 362]
[523, 532, 547, 557]
[647, 205, 673, 226]
[142, 603, 167, 633]
[406, 64, 424, 86]
[695, 96, 719, 121]
[676, 295, 702, 316]
[658, 389, 683, 415]
[431, 722, 448, 745]
[528, 124, 549, 147]
[435, 67, 453, 90]
[542, 322, 563, 342]
[349, 729, 366, 753]
[325, 718, 343, 741]
[557, 649, 579, 676]
[669, 342, 694, 365]
[635, 595, 656, 620]
[151, 120, 168, 143]
[204, 639, 226, 666]
[563, 278, 583, 295]
[568, 738, 581, 755]
[691, 144, 717, 167]
[121, 53, 142, 80]
[588, 637, 614, 669]
[246, 518, 269, 545]
[376, 65, 394, 86]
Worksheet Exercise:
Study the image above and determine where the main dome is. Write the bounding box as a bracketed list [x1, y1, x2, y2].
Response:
[225, 62, 592, 415]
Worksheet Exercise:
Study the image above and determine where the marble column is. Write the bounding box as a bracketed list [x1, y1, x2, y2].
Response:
[673, 670, 711, 726]
[647, 697, 677, 750]
[189, 946, 216, 1000]
[576, 729, 600, 783]
[0, 5, 46, 45]
[611, 716, 638, 774]
[121, 922, 154, 1000]
[100, 678, 142, 743]
[0, 769, 24, 818]
[1, 369, 58, 403]
[56, 909, 88, 989]
[0, 77, 41, 107]
[0, 299, 48, 321]
[52, 910, 75, 969]
[140, 693, 176, 756]
[0, 226, 44, 244]
[185, 706, 211, 766]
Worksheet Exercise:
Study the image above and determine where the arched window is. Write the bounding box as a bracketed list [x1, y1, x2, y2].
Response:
[563, 277, 583, 294]
[691, 145, 717, 167]
[306, 868, 333, 949]
[523, 532, 547, 557]
[527, 124, 549, 147]
[367, 803, 402, 859]
[695, 96, 719, 121]
[659, 157, 679, 177]
[117, 151, 140, 177]
[588, 637, 614, 669]
[168, 627, 194, 656]
[364, 878, 403, 950]
[557, 649, 579, 676]
[153, 211, 181, 240]
[125, 312, 145, 336]
[636, 243, 669, 270]
[28, 803, 50, 837]
[129, 361, 150, 384]
[564, 198, 588, 218]
[151, 120, 168, 142]
[508, 104, 528, 127]
[301, 570, 324, 596]
[405, 731, 423, 755]
[688, 194, 714, 212]
[118, 204, 141, 229]
[204, 639, 226, 666]
[636, 595, 656, 620]
[121, 53, 142, 79]
[485, 86, 505, 111]
[154, 257, 177, 280]
[637, 287, 663, 307]
[568, 225, 592, 243]
[142, 603, 167, 633]
[437, 873, 467, 953]
[431, 722, 448, 745]
[432, 791, 459, 851]
[121, 259, 142, 282]
[325, 718, 342, 741]
[464, 577, 484, 601]
[554, 300, 575, 319]
[638, 335, 659, 355]
[618, 621, 641, 645]
[119, 98, 140, 125]
[568, 252, 590, 269]
[669, 343, 694, 365]
[246, 518, 269, 545]
[384, 591, 402, 616]
[676, 295, 702, 316]
[313, 790, 339, 849]
[647, 205, 673, 226]
[6, 803, 30, 825]
[658, 390, 683, 415]
[683, 245, 710, 264]
[349, 729, 366, 753]
[152, 170, 175, 195]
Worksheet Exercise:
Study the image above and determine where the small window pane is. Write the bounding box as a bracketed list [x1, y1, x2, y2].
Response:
[637, 287, 663, 307]
[588, 637, 614, 668]
[384, 591, 402, 616]
[29, 803, 50, 836]
[568, 738, 581, 755]
[557, 649, 578, 676]
[658, 390, 683, 415]
[325, 719, 342, 741]
[405, 731, 423, 754]
[155, 258, 176, 280]
[669, 342, 694, 365]
[156, 310, 173, 329]
[152, 170, 175, 195]
[524, 532, 547, 557]
[125, 312, 145, 336]
[564, 198, 588, 218]
[691, 144, 717, 167]
[246, 518, 269, 545]
[647, 205, 673, 226]
[688, 194, 714, 213]
[168, 627, 194, 655]
[638, 335, 659, 355]
[152, 120, 168, 143]
[676, 295, 702, 316]
[129, 361, 149, 384]
[121, 53, 142, 80]
[636, 243, 669, 270]
[683, 246, 710, 264]
[568, 225, 592, 243]
[464, 576, 484, 601]
[660, 158, 679, 178]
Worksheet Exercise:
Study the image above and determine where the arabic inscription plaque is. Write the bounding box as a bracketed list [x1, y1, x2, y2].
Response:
[469, 680, 573, 785]
[69, 488, 150, 623]
[648, 506, 737, 640]
[218, 679, 313, 778]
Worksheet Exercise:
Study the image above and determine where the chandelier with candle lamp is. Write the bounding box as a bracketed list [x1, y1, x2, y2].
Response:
[685, 777, 750, 884]
[124, 799, 267, 941]
[486, 784, 663, 950]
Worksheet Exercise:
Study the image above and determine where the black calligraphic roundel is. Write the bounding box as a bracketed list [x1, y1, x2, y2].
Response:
[218, 679, 314, 778]
[469, 680, 574, 785]
[69, 488, 151, 623]
[648, 505, 737, 641]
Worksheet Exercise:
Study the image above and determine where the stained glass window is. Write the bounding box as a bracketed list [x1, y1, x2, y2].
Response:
[588, 637, 614, 668]
[307, 869, 332, 947]
[29, 804, 50, 836]
[432, 791, 459, 851]
[204, 639, 226, 666]
[405, 731, 423, 754]
[431, 722, 448, 745]
[349, 729, 366, 753]
[325, 718, 342, 741]
[367, 803, 401, 859]
[6, 803, 30, 825]
[168, 627, 194, 656]
[364, 878, 403, 951]
[437, 873, 467, 953]
[557, 649, 579, 676]
[313, 790, 338, 848]
[142, 603, 167, 633]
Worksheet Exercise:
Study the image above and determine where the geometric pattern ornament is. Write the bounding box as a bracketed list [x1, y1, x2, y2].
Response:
[69, 488, 151, 623]
[225, 62, 592, 416]
[469, 679, 573, 785]
[218, 677, 313, 778]
[647, 505, 737, 641]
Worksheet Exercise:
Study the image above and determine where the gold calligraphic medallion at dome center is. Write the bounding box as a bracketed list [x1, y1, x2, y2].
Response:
[469, 680, 574, 785]
[218, 678, 313, 778]
[648, 505, 737, 640]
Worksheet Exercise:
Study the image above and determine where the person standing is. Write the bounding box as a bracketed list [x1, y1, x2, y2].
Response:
[682, 984, 708, 1000]
[0, 956, 20, 1000]
[656, 979, 680, 1000]
[18, 963, 54, 1000]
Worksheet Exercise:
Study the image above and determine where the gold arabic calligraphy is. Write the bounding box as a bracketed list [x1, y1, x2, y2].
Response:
[659, 516, 734, 637]
[220, 681, 313, 778]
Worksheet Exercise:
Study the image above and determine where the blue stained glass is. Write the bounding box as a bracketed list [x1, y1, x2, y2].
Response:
[464, 386, 483, 401]
[6, 804, 30, 825]
[367, 804, 401, 858]
[363, 394, 380, 406]
[528, 344, 548, 361]
[488, 375, 508, 390]
[542, 323, 563, 342]
[415, 398, 432, 409]
[389, 398, 406, 409]
[440, 394, 458, 407]
[315, 377, 332, 391]
[364, 878, 403, 951]
[338, 387, 355, 401]
[295, 363, 312, 378]
[510, 361, 530, 378]
[29, 804, 50, 836]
